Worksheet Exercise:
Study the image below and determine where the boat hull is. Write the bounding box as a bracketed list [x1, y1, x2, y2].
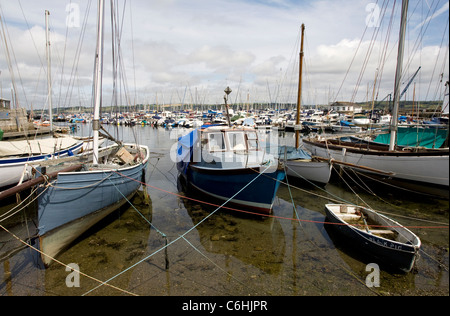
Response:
[39, 190, 136, 266]
[285, 159, 331, 184]
[186, 164, 285, 215]
[37, 145, 149, 266]
[0, 141, 83, 189]
[325, 204, 420, 272]
[303, 139, 449, 187]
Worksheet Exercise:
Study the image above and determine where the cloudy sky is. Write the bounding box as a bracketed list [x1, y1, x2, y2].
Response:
[0, 0, 448, 110]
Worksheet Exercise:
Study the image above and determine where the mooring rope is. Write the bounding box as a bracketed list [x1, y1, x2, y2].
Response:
[81, 162, 273, 296]
[1, 151, 446, 295]
[0, 180, 50, 223]
[112, 165, 448, 230]
[0, 223, 138, 296]
[105, 174, 166, 238]
[180, 235, 265, 294]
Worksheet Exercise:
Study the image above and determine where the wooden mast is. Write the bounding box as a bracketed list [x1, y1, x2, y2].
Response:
[295, 23, 305, 148]
[45, 10, 53, 132]
[93, 0, 105, 165]
[389, 0, 408, 151]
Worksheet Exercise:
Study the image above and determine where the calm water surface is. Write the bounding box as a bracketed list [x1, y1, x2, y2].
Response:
[1, 124, 448, 296]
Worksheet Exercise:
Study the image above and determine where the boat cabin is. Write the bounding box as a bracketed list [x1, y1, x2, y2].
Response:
[196, 127, 268, 169]
[201, 127, 260, 153]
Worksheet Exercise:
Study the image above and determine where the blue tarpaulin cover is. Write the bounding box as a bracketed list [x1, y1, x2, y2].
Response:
[374, 127, 447, 149]
[177, 129, 200, 174]
[278, 145, 311, 160]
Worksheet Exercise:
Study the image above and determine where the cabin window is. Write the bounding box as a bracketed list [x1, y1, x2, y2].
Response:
[207, 133, 225, 152]
[228, 132, 247, 151]
[246, 131, 259, 150]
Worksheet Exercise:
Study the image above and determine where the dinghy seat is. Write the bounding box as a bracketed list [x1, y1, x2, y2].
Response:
[336, 213, 361, 221]
[369, 229, 395, 236]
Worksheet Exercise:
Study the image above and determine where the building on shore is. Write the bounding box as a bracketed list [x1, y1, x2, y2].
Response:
[329, 101, 363, 115]
[0, 98, 39, 137]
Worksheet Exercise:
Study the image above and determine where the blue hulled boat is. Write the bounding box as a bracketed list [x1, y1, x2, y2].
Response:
[37, 144, 149, 266]
[177, 126, 285, 215]
[36, 0, 149, 266]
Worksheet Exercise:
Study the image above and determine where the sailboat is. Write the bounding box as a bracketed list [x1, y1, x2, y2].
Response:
[0, 11, 84, 190]
[0, 137, 83, 189]
[303, 0, 449, 197]
[279, 24, 332, 185]
[36, 0, 149, 266]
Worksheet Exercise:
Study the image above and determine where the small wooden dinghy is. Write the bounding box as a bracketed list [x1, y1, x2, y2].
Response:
[325, 204, 421, 272]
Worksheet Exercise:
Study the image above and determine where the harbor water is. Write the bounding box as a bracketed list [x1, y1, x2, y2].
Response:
[1, 124, 448, 296]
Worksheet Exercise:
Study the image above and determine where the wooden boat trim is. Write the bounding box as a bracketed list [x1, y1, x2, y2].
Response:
[304, 138, 449, 157]
[0, 164, 82, 201]
[50, 144, 149, 175]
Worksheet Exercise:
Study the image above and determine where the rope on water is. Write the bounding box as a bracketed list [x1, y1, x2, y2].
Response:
[0, 223, 138, 296]
[105, 174, 170, 270]
[81, 162, 273, 296]
[0, 181, 50, 223]
[105, 174, 166, 238]
[339, 168, 449, 226]
[279, 162, 381, 294]
[114, 164, 448, 229]
[180, 235, 264, 294]
[98, 162, 448, 284]
[253, 160, 449, 228]
[283, 163, 302, 224]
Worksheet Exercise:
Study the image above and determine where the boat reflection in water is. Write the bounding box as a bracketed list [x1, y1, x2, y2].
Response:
[179, 179, 286, 275]
[42, 190, 153, 295]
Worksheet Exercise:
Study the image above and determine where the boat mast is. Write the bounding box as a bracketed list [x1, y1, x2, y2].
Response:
[389, 0, 408, 151]
[45, 10, 53, 132]
[295, 23, 305, 148]
[93, 0, 105, 165]
[224, 86, 232, 127]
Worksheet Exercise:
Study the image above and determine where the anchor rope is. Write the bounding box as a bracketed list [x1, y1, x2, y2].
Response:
[81, 162, 273, 296]
[0, 223, 138, 296]
[105, 169, 266, 290]
[105, 175, 166, 238]
[114, 167, 448, 230]
[1, 144, 447, 295]
[0, 180, 50, 223]
[281, 160, 379, 294]
[115, 161, 449, 284]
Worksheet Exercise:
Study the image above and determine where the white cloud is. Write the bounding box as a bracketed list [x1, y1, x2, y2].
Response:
[0, 0, 448, 109]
